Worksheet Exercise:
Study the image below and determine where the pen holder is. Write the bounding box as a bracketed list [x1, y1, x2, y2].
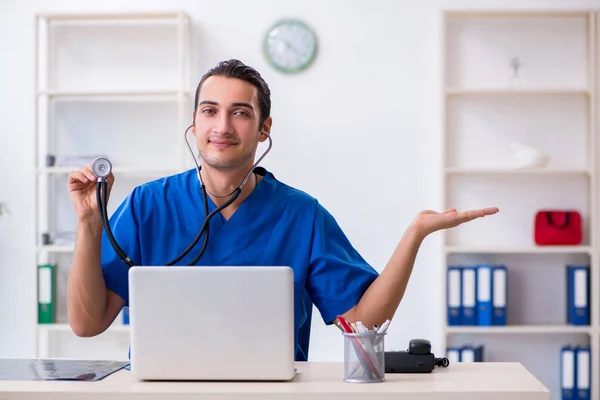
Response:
[342, 331, 386, 383]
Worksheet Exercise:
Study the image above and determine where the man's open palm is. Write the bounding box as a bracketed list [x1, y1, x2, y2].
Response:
[412, 207, 499, 238]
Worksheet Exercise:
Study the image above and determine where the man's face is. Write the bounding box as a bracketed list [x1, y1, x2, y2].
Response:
[193, 76, 266, 171]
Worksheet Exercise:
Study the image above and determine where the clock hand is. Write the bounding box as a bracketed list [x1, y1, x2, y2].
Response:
[276, 38, 300, 55]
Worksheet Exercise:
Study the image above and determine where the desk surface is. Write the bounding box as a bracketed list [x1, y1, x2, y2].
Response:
[0, 361, 549, 400]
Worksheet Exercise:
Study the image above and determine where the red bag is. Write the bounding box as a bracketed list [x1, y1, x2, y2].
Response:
[534, 210, 582, 246]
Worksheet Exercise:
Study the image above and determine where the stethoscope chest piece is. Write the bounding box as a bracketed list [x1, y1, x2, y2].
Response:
[92, 157, 112, 179]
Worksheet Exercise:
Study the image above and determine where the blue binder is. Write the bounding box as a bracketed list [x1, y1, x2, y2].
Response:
[461, 266, 477, 325]
[476, 264, 493, 326]
[122, 306, 130, 325]
[575, 346, 590, 400]
[566, 265, 589, 326]
[460, 345, 484, 362]
[492, 265, 507, 325]
[447, 266, 462, 325]
[561, 345, 575, 400]
[446, 347, 461, 364]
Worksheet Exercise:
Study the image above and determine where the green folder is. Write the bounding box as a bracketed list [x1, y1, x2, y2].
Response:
[38, 264, 56, 324]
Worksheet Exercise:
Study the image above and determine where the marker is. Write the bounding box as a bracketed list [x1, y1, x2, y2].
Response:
[377, 319, 390, 334]
[356, 321, 369, 334]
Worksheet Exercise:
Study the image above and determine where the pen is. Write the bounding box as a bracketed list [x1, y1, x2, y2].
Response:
[349, 321, 379, 378]
[356, 321, 380, 364]
[337, 317, 373, 379]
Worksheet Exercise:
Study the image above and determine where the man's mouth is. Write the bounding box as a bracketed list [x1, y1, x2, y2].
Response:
[209, 139, 237, 147]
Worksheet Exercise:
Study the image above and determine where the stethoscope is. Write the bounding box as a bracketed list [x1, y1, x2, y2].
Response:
[91, 124, 273, 268]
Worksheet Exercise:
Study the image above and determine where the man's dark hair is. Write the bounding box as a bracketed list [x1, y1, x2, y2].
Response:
[194, 59, 271, 127]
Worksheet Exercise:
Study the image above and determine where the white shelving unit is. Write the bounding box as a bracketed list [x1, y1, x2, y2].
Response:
[442, 10, 597, 400]
[34, 11, 193, 359]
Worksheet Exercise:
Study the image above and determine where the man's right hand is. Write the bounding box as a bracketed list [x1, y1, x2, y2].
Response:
[67, 164, 124, 337]
[68, 165, 114, 223]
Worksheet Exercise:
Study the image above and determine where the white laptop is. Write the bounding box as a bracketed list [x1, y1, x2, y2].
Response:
[128, 266, 296, 381]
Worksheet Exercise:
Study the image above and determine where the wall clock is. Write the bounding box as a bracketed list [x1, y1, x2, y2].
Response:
[263, 18, 317, 74]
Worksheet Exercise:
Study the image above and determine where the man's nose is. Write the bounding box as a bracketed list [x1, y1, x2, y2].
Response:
[214, 114, 234, 135]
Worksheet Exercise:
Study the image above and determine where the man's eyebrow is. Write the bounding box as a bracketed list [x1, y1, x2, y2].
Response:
[197, 100, 254, 111]
[198, 100, 218, 106]
[231, 102, 254, 110]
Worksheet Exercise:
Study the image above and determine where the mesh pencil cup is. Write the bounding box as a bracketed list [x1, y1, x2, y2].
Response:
[342, 331, 386, 383]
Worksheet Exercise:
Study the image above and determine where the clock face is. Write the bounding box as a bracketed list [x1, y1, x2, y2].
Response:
[263, 19, 317, 74]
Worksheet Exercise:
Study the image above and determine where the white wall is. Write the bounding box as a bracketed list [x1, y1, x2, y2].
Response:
[0, 0, 597, 362]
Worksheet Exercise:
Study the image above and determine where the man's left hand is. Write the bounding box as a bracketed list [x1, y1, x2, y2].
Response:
[411, 207, 499, 240]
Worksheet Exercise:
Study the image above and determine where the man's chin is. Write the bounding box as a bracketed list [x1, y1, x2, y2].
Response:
[200, 155, 249, 171]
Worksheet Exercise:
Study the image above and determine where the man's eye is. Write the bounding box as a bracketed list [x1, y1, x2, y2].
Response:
[202, 109, 215, 115]
[235, 111, 249, 117]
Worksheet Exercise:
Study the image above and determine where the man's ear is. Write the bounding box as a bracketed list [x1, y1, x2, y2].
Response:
[259, 116, 273, 143]
[190, 111, 197, 135]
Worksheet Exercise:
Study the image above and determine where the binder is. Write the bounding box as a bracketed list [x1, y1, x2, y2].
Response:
[37, 264, 56, 324]
[446, 347, 461, 364]
[492, 265, 507, 325]
[476, 264, 493, 326]
[461, 266, 477, 325]
[561, 345, 575, 400]
[460, 345, 484, 362]
[447, 266, 462, 326]
[575, 346, 590, 400]
[566, 265, 589, 326]
[122, 307, 130, 325]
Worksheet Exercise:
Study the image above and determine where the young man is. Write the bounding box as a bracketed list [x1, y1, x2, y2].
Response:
[67, 59, 498, 361]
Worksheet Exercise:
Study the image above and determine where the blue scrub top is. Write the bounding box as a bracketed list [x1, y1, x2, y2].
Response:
[101, 167, 379, 361]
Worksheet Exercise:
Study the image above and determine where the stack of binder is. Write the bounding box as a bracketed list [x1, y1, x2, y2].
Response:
[447, 265, 507, 326]
[446, 345, 484, 363]
[561, 345, 590, 399]
[566, 265, 589, 326]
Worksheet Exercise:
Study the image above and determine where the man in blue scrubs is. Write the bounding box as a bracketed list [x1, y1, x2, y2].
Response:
[67, 59, 498, 361]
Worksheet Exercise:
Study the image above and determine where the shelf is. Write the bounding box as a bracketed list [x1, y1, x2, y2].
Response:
[442, 10, 596, 400]
[34, 9, 191, 362]
[446, 325, 591, 334]
[37, 12, 188, 21]
[444, 246, 592, 254]
[445, 167, 591, 176]
[38, 167, 183, 176]
[37, 323, 130, 333]
[444, 10, 593, 18]
[445, 88, 590, 96]
[37, 245, 74, 253]
[37, 90, 190, 100]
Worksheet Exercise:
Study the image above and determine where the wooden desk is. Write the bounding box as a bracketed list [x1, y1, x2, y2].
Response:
[0, 361, 550, 400]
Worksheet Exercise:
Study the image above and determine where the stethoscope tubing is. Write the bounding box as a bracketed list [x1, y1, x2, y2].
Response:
[93, 126, 272, 267]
